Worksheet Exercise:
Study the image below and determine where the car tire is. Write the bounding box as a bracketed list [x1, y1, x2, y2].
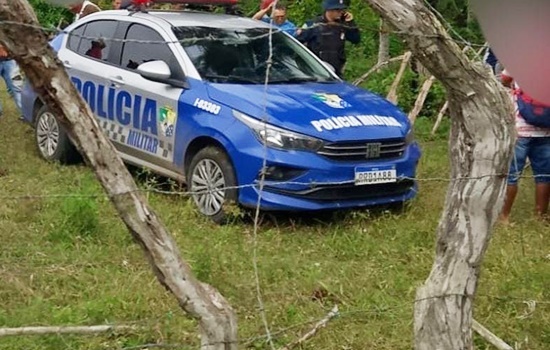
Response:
[35, 105, 79, 164]
[187, 146, 238, 224]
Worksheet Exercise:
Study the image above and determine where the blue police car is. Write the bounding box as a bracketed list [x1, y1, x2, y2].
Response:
[21, 9, 421, 223]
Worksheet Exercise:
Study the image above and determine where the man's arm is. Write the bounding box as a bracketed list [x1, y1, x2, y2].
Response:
[296, 20, 315, 43]
[252, 3, 273, 20]
[342, 12, 360, 44]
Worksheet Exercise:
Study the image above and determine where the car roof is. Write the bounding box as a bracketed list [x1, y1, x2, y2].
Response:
[97, 9, 270, 29]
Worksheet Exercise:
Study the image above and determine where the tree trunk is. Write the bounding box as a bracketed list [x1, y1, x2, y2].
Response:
[377, 18, 390, 64]
[363, 0, 515, 349]
[0, 2, 237, 349]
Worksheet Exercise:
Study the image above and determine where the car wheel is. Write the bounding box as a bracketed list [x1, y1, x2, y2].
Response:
[35, 105, 79, 163]
[187, 146, 238, 224]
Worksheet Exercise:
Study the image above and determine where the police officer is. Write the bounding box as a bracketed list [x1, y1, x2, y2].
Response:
[297, 0, 360, 78]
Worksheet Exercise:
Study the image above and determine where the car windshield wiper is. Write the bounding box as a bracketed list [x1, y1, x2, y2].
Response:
[203, 74, 260, 84]
[267, 76, 320, 84]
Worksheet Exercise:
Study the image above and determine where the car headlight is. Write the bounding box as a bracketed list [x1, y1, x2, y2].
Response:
[233, 110, 324, 152]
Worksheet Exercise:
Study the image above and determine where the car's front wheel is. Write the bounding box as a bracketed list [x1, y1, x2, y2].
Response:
[187, 146, 238, 224]
[35, 105, 79, 163]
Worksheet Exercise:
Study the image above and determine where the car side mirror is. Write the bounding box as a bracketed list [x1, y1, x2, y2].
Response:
[137, 60, 188, 89]
[137, 60, 171, 81]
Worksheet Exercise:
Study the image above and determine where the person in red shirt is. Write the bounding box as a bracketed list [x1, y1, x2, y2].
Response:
[85, 39, 106, 60]
[499, 70, 550, 223]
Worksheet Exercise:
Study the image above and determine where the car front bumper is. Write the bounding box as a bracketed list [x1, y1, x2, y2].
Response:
[231, 140, 421, 211]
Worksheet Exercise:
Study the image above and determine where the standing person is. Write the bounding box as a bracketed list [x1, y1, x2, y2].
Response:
[113, 0, 133, 9]
[499, 69, 550, 223]
[252, 1, 297, 36]
[296, 0, 360, 78]
[68, 0, 101, 21]
[0, 44, 22, 118]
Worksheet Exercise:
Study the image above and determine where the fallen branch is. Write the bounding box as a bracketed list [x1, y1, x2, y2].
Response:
[387, 51, 412, 104]
[278, 305, 339, 350]
[472, 320, 514, 350]
[408, 75, 436, 124]
[430, 101, 449, 135]
[0, 325, 138, 337]
[352, 55, 406, 86]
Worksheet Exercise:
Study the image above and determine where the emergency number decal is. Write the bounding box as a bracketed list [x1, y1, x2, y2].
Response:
[193, 98, 221, 115]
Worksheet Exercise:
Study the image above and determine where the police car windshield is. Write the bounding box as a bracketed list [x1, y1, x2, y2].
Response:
[173, 27, 337, 84]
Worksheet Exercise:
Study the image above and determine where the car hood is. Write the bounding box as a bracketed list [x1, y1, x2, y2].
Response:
[206, 82, 410, 142]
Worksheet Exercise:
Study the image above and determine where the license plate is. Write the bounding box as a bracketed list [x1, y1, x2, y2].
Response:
[354, 166, 397, 185]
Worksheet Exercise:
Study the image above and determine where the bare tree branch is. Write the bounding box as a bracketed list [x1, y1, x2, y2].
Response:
[472, 320, 514, 350]
[278, 305, 339, 350]
[0, 325, 138, 337]
[353, 54, 407, 86]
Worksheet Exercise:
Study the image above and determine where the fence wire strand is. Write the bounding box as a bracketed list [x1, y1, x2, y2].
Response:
[0, 174, 548, 201]
[0, 18, 487, 48]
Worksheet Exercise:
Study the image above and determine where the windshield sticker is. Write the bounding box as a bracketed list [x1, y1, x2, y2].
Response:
[159, 106, 176, 137]
[311, 115, 401, 132]
[193, 98, 221, 115]
[312, 93, 351, 109]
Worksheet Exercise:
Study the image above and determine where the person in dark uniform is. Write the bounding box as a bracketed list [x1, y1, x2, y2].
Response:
[296, 0, 360, 78]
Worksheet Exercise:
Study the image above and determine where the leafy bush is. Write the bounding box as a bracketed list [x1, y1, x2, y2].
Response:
[28, 0, 73, 29]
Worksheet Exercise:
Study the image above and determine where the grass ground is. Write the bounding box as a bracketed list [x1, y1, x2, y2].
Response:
[0, 93, 548, 350]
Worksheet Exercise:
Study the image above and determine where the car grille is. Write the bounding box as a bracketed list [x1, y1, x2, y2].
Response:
[265, 179, 415, 202]
[318, 138, 406, 161]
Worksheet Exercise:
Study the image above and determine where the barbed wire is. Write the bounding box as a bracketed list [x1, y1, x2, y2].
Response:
[250, 11, 277, 350]
[0, 18, 486, 48]
[0, 174, 547, 200]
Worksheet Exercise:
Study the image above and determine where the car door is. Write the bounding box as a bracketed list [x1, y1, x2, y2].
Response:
[102, 21, 185, 178]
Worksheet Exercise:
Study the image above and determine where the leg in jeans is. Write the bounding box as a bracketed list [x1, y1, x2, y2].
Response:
[528, 137, 550, 218]
[1, 60, 22, 112]
[0, 61, 5, 116]
[500, 138, 529, 223]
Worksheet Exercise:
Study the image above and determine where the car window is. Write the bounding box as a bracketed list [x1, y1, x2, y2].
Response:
[67, 23, 86, 52]
[173, 27, 337, 84]
[68, 20, 118, 61]
[120, 24, 177, 73]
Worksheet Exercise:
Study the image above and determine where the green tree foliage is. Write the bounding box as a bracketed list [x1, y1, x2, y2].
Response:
[28, 0, 73, 28]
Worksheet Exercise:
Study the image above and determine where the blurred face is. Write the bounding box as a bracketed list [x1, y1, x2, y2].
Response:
[113, 0, 121, 9]
[272, 9, 287, 25]
[325, 9, 344, 22]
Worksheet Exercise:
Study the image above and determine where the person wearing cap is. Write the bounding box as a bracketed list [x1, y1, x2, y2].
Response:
[296, 0, 360, 78]
[252, 1, 297, 36]
[68, 0, 101, 21]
